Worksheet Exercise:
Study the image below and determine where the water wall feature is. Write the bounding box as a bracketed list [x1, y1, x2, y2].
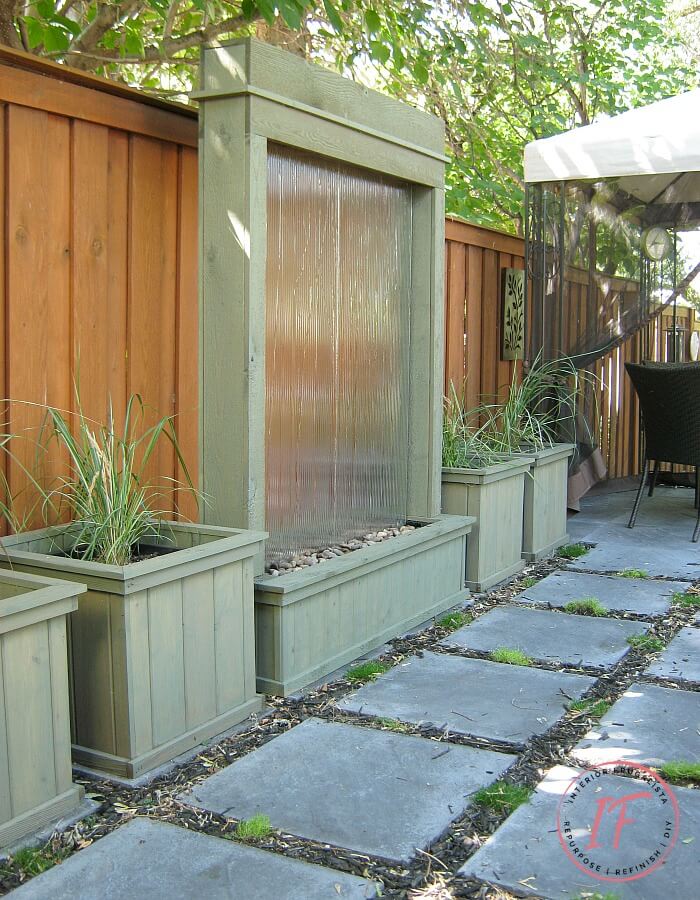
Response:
[265, 145, 412, 559]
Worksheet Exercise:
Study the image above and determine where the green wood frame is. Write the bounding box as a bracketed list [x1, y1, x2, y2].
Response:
[0, 523, 266, 779]
[196, 38, 446, 566]
[0, 570, 85, 848]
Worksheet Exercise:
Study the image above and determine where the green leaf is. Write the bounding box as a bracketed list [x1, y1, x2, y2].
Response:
[323, 0, 343, 32]
[364, 9, 381, 34]
[369, 40, 390, 65]
[413, 61, 429, 84]
[278, 0, 302, 29]
[43, 26, 70, 53]
[23, 17, 45, 50]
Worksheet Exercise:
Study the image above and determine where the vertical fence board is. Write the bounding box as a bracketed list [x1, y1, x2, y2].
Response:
[445, 241, 466, 396]
[128, 136, 178, 495]
[176, 147, 199, 520]
[72, 120, 110, 423]
[0, 104, 6, 533]
[465, 246, 483, 413]
[106, 130, 129, 431]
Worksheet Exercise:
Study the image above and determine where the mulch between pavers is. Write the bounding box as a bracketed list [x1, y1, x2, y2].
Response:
[1, 550, 697, 900]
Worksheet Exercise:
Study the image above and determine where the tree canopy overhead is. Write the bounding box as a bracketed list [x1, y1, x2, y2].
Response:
[0, 1, 694, 231]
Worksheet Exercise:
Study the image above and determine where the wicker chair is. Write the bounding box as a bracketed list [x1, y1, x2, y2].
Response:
[625, 361, 700, 541]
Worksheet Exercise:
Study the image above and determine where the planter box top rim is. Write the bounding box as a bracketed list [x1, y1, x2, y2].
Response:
[0, 569, 85, 621]
[255, 514, 474, 596]
[442, 458, 533, 478]
[0, 521, 268, 582]
[508, 442, 575, 464]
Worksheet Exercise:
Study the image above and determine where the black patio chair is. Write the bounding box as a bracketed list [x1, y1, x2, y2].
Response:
[625, 361, 700, 542]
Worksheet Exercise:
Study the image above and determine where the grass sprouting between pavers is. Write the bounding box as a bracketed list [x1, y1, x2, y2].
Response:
[562, 597, 608, 617]
[345, 660, 391, 683]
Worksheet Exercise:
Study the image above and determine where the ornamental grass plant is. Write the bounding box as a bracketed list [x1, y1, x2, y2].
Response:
[2, 391, 196, 567]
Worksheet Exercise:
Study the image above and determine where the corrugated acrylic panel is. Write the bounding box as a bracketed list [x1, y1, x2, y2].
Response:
[266, 146, 412, 559]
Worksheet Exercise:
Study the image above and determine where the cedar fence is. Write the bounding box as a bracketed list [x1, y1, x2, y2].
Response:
[444, 216, 698, 480]
[0, 49, 695, 521]
[0, 48, 199, 527]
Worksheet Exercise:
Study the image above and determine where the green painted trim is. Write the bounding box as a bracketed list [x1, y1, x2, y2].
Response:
[199, 38, 444, 152]
[442, 458, 534, 484]
[191, 84, 449, 165]
[512, 443, 575, 468]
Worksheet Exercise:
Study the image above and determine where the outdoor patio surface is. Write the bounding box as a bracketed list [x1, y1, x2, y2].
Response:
[8, 483, 700, 898]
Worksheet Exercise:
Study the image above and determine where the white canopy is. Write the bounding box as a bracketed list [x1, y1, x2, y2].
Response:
[524, 90, 700, 209]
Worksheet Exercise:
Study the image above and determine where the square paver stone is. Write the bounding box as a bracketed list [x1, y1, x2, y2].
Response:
[567, 529, 700, 580]
[11, 817, 378, 899]
[336, 651, 596, 745]
[179, 717, 515, 864]
[573, 682, 700, 767]
[441, 606, 647, 669]
[516, 570, 684, 616]
[459, 765, 700, 899]
[646, 627, 700, 682]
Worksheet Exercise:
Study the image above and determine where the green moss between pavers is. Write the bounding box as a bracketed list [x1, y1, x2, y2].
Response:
[562, 597, 608, 617]
[658, 761, 700, 785]
[0, 844, 70, 879]
[616, 568, 648, 579]
[568, 697, 611, 718]
[490, 647, 532, 666]
[626, 633, 664, 653]
[472, 781, 532, 815]
[571, 893, 621, 900]
[377, 717, 411, 733]
[436, 610, 472, 630]
[345, 660, 391, 684]
[557, 543, 588, 559]
[235, 814, 272, 842]
[672, 591, 700, 608]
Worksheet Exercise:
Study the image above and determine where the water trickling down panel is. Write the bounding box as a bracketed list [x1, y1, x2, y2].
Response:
[266, 145, 412, 560]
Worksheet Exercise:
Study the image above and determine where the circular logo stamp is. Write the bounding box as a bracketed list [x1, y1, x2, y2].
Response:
[556, 760, 680, 883]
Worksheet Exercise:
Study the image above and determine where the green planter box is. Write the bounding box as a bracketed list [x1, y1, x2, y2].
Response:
[0, 523, 267, 779]
[442, 459, 532, 591]
[0, 571, 85, 848]
[254, 515, 474, 696]
[518, 443, 574, 561]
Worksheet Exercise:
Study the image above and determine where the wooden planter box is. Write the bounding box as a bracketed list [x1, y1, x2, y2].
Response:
[0, 523, 266, 779]
[0, 571, 85, 848]
[254, 515, 474, 696]
[442, 459, 532, 591]
[519, 444, 574, 561]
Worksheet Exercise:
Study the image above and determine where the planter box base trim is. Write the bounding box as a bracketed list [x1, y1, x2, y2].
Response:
[72, 696, 263, 779]
[465, 558, 525, 593]
[522, 532, 570, 563]
[0, 785, 84, 851]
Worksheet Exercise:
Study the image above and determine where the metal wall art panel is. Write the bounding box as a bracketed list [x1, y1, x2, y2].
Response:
[501, 268, 525, 360]
[265, 145, 412, 560]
